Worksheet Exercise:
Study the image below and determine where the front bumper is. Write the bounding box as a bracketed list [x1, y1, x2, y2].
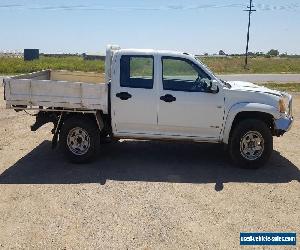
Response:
[274, 116, 293, 136]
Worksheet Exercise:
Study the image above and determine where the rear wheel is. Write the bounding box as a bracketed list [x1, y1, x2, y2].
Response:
[60, 117, 100, 163]
[229, 119, 273, 169]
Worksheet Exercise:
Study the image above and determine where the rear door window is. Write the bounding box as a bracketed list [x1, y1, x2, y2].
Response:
[120, 55, 154, 89]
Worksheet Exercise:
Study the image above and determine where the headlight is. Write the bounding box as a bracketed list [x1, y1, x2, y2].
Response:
[279, 98, 286, 113]
[278, 96, 289, 114]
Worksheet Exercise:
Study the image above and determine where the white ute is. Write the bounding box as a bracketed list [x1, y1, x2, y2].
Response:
[3, 45, 293, 168]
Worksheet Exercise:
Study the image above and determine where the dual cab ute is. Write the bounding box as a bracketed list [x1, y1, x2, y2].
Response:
[3, 45, 293, 168]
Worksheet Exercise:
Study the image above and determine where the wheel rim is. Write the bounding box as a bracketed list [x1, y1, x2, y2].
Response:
[67, 127, 91, 156]
[240, 131, 264, 161]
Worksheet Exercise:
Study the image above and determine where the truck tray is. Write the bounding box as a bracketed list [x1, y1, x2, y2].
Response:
[4, 70, 108, 113]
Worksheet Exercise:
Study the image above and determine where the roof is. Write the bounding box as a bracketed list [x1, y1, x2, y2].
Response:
[117, 48, 191, 57]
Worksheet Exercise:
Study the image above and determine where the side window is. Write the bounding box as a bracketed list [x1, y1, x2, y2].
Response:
[120, 55, 154, 89]
[162, 57, 211, 92]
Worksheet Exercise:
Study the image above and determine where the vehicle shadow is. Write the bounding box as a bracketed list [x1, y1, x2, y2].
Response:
[0, 140, 299, 190]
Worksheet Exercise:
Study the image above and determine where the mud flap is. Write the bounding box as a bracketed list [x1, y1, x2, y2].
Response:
[52, 113, 64, 149]
[95, 111, 104, 131]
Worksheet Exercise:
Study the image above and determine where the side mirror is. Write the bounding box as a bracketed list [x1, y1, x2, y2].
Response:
[209, 80, 219, 94]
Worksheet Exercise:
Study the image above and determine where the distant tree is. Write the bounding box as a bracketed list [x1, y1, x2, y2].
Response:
[267, 49, 279, 57]
[204, 53, 209, 56]
[280, 52, 288, 58]
[255, 52, 264, 56]
[219, 50, 226, 56]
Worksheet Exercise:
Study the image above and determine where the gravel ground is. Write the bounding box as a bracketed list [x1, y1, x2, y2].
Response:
[0, 88, 299, 249]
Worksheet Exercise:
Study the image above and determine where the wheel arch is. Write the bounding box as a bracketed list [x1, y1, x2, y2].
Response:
[61, 112, 105, 131]
[222, 102, 279, 144]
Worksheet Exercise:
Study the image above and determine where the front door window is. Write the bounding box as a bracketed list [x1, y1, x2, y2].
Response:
[162, 57, 212, 93]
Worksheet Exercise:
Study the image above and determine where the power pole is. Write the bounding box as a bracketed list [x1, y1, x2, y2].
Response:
[244, 0, 256, 68]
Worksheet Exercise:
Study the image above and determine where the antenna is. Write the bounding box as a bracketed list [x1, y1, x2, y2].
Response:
[244, 0, 256, 69]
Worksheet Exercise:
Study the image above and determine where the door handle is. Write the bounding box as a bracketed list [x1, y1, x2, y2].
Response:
[116, 92, 132, 100]
[160, 94, 176, 103]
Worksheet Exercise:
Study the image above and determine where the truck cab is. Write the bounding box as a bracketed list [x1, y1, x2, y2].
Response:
[110, 49, 224, 142]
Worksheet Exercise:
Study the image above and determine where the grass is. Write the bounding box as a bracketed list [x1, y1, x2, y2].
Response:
[260, 82, 300, 92]
[201, 57, 300, 74]
[1, 55, 299, 92]
[0, 56, 104, 75]
[1, 55, 300, 75]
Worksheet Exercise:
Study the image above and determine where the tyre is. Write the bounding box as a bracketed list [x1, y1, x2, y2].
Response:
[228, 119, 273, 169]
[59, 116, 100, 163]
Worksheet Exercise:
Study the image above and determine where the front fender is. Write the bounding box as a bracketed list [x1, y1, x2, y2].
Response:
[222, 102, 279, 144]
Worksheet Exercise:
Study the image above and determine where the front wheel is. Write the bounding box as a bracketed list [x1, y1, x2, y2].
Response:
[60, 117, 100, 163]
[228, 119, 273, 169]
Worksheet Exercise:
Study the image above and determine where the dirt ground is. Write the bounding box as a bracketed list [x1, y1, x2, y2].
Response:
[0, 87, 299, 249]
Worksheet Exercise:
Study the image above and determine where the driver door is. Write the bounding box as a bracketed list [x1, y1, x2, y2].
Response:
[157, 56, 224, 140]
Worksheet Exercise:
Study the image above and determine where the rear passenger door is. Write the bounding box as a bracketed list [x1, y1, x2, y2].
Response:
[111, 54, 158, 135]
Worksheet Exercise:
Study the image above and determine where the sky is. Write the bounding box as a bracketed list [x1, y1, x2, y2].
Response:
[0, 0, 299, 55]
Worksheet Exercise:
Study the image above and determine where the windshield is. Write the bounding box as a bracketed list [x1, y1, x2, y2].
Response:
[194, 57, 217, 78]
[194, 56, 231, 89]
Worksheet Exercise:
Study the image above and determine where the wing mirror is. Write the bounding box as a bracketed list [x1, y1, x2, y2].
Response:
[209, 80, 219, 94]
